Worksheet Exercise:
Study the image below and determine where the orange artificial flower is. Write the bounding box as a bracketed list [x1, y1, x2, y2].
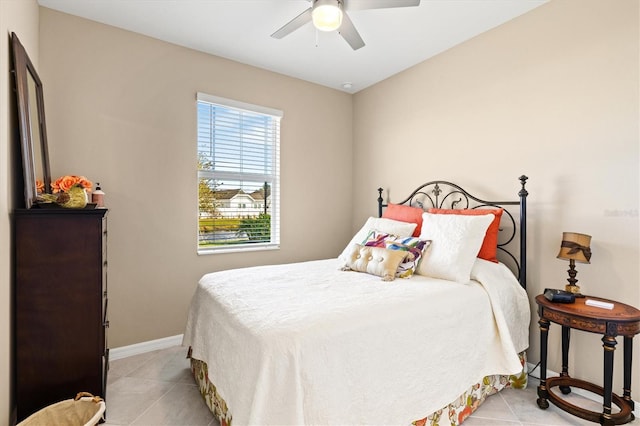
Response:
[35, 179, 44, 194]
[57, 176, 77, 192]
[51, 175, 93, 193]
[77, 176, 93, 190]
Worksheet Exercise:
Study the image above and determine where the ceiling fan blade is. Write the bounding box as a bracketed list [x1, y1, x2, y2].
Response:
[271, 7, 313, 39]
[345, 0, 420, 11]
[339, 13, 365, 51]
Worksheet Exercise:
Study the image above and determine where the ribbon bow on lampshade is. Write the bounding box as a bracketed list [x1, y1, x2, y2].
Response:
[560, 240, 592, 262]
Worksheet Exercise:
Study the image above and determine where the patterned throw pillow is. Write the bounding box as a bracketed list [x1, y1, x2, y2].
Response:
[338, 217, 417, 262]
[363, 231, 431, 278]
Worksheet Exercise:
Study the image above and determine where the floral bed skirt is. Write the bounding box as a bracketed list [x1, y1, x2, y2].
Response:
[188, 349, 527, 426]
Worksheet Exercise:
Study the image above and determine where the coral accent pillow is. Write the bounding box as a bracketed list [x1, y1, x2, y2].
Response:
[382, 203, 424, 237]
[427, 208, 504, 263]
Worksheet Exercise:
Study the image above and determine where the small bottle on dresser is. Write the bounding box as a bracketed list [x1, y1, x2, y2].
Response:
[92, 183, 105, 207]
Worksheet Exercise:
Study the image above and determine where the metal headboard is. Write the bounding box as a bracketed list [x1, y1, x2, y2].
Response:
[377, 175, 529, 289]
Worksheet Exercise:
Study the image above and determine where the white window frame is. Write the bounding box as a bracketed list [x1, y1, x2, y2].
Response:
[196, 92, 282, 254]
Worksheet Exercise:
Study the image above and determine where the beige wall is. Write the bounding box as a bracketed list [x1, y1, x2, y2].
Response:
[354, 0, 639, 395]
[38, 8, 353, 349]
[1, 1, 40, 424]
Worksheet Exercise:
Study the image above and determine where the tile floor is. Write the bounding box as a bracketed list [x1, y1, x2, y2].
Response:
[104, 345, 638, 426]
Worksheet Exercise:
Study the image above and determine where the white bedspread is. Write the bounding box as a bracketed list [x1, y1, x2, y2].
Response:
[182, 258, 530, 425]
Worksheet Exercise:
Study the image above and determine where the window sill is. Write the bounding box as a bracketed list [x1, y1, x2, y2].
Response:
[197, 244, 280, 255]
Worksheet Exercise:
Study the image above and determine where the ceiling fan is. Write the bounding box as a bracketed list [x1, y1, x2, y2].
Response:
[271, 0, 421, 51]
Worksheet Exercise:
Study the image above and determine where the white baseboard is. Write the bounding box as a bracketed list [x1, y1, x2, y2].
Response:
[527, 362, 638, 413]
[109, 334, 184, 361]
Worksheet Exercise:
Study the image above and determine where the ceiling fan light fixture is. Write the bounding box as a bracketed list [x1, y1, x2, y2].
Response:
[312, 0, 343, 32]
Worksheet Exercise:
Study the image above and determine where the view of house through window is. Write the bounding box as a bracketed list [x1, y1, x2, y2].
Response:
[197, 93, 282, 253]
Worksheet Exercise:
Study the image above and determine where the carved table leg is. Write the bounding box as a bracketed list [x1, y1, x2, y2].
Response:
[601, 334, 617, 426]
[623, 336, 635, 418]
[560, 326, 572, 395]
[537, 317, 550, 409]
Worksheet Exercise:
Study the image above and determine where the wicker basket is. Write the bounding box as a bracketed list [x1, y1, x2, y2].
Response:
[18, 392, 105, 426]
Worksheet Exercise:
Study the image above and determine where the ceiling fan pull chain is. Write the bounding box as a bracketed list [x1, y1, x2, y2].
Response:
[315, 29, 319, 48]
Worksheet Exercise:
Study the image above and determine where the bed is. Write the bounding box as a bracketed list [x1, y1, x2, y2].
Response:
[183, 176, 531, 426]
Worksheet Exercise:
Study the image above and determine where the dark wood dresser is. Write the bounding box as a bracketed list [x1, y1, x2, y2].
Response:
[14, 208, 108, 421]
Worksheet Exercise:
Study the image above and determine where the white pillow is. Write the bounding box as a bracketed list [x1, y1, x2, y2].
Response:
[338, 217, 417, 262]
[417, 212, 494, 283]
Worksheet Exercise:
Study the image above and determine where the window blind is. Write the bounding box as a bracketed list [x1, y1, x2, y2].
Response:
[196, 93, 282, 253]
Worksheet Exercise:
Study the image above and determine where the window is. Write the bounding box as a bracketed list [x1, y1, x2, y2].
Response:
[197, 93, 282, 253]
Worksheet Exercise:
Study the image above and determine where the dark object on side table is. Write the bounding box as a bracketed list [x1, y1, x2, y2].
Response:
[543, 288, 576, 303]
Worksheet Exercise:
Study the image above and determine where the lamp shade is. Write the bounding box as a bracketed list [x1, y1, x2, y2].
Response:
[312, 0, 343, 32]
[557, 232, 592, 264]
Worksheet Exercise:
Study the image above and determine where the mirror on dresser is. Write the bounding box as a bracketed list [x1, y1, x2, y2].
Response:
[11, 32, 52, 209]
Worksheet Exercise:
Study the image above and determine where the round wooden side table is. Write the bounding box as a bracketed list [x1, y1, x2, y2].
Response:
[535, 294, 640, 425]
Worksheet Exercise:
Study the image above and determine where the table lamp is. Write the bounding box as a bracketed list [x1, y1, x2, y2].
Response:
[557, 232, 592, 297]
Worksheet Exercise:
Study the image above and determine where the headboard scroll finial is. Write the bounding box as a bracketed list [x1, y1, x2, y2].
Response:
[519, 175, 529, 197]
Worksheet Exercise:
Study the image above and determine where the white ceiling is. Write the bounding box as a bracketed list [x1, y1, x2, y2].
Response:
[37, 0, 548, 94]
